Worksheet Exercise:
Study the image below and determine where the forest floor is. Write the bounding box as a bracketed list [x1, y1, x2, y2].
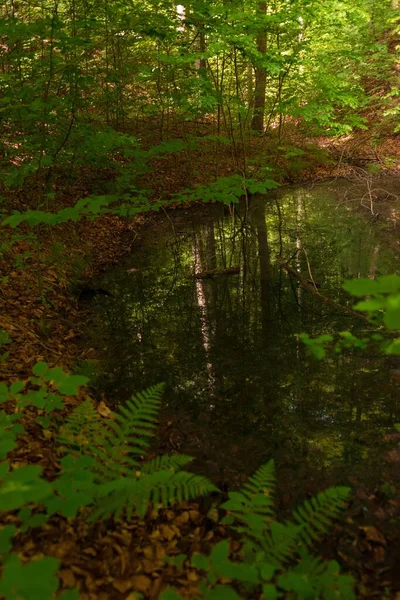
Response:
[1, 122, 400, 599]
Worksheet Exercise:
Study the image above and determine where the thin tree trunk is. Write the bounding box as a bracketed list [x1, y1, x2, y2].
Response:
[251, 1, 267, 133]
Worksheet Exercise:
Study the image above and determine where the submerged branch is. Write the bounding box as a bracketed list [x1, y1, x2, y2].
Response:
[276, 257, 369, 323]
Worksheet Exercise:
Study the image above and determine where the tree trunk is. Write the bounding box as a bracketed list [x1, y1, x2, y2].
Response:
[251, 1, 267, 133]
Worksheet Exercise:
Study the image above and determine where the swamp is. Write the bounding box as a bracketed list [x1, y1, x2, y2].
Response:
[0, 1, 400, 599]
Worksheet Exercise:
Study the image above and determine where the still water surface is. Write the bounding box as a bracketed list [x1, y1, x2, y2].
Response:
[89, 179, 400, 499]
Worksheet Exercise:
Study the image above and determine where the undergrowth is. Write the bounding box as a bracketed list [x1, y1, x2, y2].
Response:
[2, 275, 399, 598]
[0, 362, 353, 600]
[0, 370, 216, 599]
[162, 461, 354, 600]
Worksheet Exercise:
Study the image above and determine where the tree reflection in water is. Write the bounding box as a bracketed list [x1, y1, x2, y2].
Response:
[89, 180, 400, 498]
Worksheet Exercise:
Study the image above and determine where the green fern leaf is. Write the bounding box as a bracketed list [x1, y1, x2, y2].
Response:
[89, 383, 165, 481]
[242, 460, 275, 498]
[58, 400, 101, 450]
[278, 554, 356, 599]
[260, 521, 302, 564]
[141, 454, 194, 474]
[93, 470, 218, 520]
[221, 460, 275, 526]
[292, 487, 351, 547]
[57, 384, 217, 521]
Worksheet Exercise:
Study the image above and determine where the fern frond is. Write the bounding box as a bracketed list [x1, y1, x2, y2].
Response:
[242, 460, 275, 498]
[278, 553, 356, 600]
[58, 384, 218, 522]
[89, 383, 165, 481]
[152, 471, 218, 506]
[292, 487, 351, 547]
[259, 521, 302, 564]
[222, 460, 275, 526]
[93, 469, 218, 520]
[58, 399, 102, 450]
[141, 454, 193, 474]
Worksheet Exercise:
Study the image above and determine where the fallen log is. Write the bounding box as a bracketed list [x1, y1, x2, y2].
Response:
[189, 266, 240, 279]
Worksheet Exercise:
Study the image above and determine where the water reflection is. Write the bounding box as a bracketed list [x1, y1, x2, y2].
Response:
[91, 182, 400, 494]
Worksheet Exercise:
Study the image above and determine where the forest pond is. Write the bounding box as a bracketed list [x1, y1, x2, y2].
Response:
[86, 177, 400, 503]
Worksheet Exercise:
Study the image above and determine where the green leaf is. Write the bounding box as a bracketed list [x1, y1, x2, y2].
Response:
[0, 438, 17, 458]
[10, 381, 25, 395]
[35, 416, 51, 428]
[191, 553, 210, 570]
[210, 540, 230, 566]
[57, 375, 89, 395]
[261, 563, 277, 580]
[165, 554, 187, 568]
[278, 568, 314, 593]
[342, 278, 379, 296]
[385, 337, 400, 354]
[214, 560, 259, 584]
[344, 276, 400, 297]
[160, 590, 185, 600]
[0, 383, 9, 403]
[0, 525, 16, 555]
[0, 330, 12, 346]
[0, 465, 52, 511]
[45, 490, 94, 518]
[0, 554, 60, 600]
[374, 275, 400, 294]
[21, 514, 48, 533]
[384, 295, 400, 330]
[262, 583, 279, 599]
[206, 585, 241, 600]
[46, 369, 89, 395]
[32, 361, 49, 377]
[353, 299, 384, 312]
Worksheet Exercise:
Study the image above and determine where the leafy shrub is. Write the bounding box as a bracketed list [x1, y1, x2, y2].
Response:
[300, 275, 400, 358]
[162, 461, 354, 600]
[0, 366, 216, 599]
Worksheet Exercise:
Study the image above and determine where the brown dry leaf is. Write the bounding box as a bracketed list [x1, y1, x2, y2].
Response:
[64, 329, 77, 341]
[22, 540, 36, 552]
[130, 575, 152, 592]
[97, 400, 112, 418]
[141, 558, 163, 573]
[113, 531, 132, 546]
[113, 579, 134, 594]
[160, 524, 176, 541]
[42, 429, 53, 440]
[359, 526, 386, 545]
[142, 545, 155, 559]
[71, 565, 92, 578]
[154, 544, 166, 561]
[175, 511, 190, 526]
[149, 578, 164, 598]
[59, 569, 76, 588]
[373, 546, 386, 564]
[189, 510, 200, 521]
